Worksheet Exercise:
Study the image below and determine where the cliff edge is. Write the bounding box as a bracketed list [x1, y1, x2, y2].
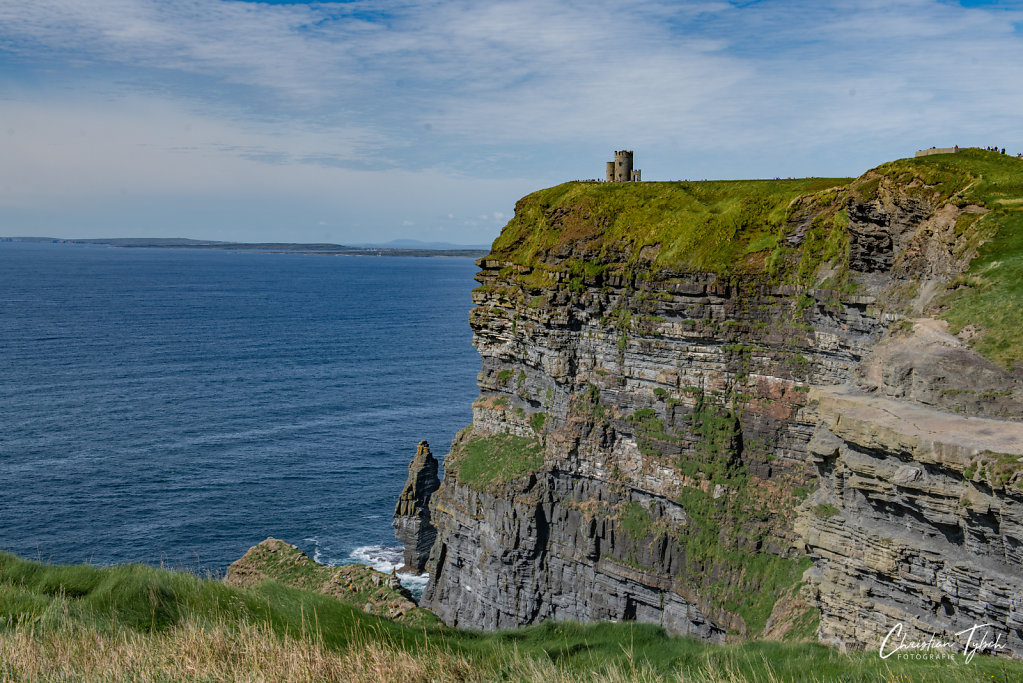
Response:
[416, 149, 1023, 655]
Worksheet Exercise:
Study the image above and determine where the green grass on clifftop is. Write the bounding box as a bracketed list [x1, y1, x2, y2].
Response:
[490, 177, 850, 275]
[4, 551, 1023, 681]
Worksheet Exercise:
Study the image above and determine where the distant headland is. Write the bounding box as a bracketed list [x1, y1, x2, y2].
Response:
[0, 236, 490, 258]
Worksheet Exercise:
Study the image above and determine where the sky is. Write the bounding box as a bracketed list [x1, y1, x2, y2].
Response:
[1, 0, 1022, 245]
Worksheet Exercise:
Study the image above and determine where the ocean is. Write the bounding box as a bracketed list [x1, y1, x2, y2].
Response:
[0, 242, 480, 588]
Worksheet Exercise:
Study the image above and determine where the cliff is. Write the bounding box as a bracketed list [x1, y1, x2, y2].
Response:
[416, 149, 1023, 654]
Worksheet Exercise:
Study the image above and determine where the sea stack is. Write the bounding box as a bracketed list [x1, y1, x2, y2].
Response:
[393, 440, 440, 574]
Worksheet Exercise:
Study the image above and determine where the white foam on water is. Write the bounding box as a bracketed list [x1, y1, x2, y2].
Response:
[304, 537, 323, 564]
[300, 539, 430, 599]
[399, 572, 430, 598]
[304, 537, 347, 567]
[346, 544, 430, 599]
[346, 544, 404, 573]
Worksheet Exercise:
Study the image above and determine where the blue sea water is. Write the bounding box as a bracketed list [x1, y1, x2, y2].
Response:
[0, 242, 480, 579]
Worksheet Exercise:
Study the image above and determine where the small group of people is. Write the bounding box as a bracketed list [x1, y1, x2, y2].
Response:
[985, 145, 1007, 154]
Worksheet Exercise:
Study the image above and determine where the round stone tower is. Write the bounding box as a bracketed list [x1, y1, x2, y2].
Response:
[613, 150, 633, 182]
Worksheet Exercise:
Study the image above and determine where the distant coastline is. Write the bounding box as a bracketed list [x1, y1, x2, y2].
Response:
[0, 236, 490, 258]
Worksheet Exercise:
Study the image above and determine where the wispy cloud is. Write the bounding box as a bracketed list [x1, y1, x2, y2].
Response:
[4, 0, 1022, 147]
[0, 1, 370, 100]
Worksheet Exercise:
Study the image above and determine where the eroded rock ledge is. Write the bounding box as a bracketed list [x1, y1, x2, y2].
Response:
[797, 385, 1023, 653]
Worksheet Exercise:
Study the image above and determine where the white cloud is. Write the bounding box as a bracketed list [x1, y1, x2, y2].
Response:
[0, 0, 370, 101]
[3, 0, 1022, 153]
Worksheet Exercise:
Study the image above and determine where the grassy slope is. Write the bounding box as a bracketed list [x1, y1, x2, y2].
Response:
[446, 431, 545, 489]
[4, 551, 1022, 681]
[906, 150, 1023, 367]
[490, 177, 850, 275]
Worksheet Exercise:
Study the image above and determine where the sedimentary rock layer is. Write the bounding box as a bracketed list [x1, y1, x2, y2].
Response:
[797, 385, 1023, 653]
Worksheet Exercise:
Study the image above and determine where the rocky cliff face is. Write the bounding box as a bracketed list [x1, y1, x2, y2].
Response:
[393, 441, 440, 574]
[417, 150, 1023, 655]
[797, 381, 1023, 654]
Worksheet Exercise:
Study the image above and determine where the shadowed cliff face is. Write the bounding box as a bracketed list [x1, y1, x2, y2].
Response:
[418, 150, 1023, 654]
[421, 260, 882, 638]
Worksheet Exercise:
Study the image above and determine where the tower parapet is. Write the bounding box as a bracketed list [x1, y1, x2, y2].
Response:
[606, 150, 640, 182]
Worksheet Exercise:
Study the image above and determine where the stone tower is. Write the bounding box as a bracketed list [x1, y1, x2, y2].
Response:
[605, 150, 640, 182]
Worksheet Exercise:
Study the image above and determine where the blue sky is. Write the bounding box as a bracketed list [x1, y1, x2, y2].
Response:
[1, 0, 1022, 244]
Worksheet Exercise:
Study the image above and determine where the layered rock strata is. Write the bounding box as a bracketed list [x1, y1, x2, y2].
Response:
[422, 260, 876, 636]
[796, 385, 1023, 654]
[393, 440, 440, 574]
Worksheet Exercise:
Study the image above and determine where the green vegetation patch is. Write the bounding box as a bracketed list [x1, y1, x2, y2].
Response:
[633, 388, 803, 636]
[678, 391, 742, 484]
[614, 389, 807, 636]
[3, 552, 1023, 681]
[668, 479, 810, 636]
[964, 450, 1023, 490]
[619, 501, 656, 541]
[783, 602, 821, 642]
[490, 177, 850, 276]
[571, 383, 608, 424]
[628, 407, 682, 458]
[448, 432, 545, 489]
[878, 149, 1023, 368]
[813, 504, 840, 520]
